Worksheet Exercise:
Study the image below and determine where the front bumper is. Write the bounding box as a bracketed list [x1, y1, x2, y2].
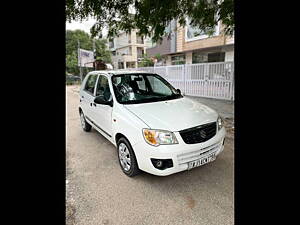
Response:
[132, 127, 226, 176]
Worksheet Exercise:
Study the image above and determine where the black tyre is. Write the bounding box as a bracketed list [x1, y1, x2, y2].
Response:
[80, 111, 92, 132]
[117, 137, 140, 177]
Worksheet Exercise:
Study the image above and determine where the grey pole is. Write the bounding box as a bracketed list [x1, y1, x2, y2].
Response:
[93, 38, 96, 70]
[78, 40, 83, 82]
[93, 38, 96, 53]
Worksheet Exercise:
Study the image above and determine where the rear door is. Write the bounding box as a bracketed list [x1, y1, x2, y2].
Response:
[80, 74, 99, 121]
[91, 74, 113, 137]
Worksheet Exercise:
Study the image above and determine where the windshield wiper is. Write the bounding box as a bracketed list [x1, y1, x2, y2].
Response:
[120, 93, 182, 105]
[161, 93, 182, 100]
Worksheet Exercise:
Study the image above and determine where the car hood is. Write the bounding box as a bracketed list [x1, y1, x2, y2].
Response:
[124, 97, 218, 131]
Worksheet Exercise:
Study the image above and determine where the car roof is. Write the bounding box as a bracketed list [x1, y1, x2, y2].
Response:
[88, 70, 150, 77]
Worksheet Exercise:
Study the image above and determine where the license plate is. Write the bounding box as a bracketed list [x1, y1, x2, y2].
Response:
[188, 153, 216, 169]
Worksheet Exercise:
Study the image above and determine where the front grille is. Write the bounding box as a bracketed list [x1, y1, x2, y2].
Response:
[179, 122, 217, 144]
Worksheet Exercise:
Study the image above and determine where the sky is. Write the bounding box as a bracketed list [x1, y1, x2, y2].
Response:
[66, 18, 108, 37]
[66, 5, 136, 37]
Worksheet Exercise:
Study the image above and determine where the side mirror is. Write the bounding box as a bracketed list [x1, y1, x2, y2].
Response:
[94, 96, 113, 107]
[176, 89, 182, 95]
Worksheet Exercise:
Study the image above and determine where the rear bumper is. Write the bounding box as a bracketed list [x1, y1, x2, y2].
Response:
[132, 127, 226, 176]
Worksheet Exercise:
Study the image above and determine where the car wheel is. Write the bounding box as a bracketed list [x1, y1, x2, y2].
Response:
[80, 111, 91, 132]
[117, 137, 140, 177]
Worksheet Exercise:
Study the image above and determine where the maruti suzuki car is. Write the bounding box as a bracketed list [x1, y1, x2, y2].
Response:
[79, 71, 226, 177]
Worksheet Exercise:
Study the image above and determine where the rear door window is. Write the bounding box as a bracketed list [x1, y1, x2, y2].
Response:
[84, 74, 98, 95]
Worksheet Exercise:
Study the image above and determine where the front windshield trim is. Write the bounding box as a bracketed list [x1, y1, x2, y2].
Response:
[111, 73, 183, 105]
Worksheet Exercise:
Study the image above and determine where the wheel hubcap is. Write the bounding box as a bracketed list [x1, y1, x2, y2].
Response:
[80, 113, 86, 129]
[118, 143, 131, 171]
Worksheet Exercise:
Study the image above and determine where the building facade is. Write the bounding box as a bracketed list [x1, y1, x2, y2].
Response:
[109, 30, 150, 69]
[146, 19, 234, 66]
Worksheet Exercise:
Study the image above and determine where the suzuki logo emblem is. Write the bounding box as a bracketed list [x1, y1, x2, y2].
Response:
[200, 130, 206, 138]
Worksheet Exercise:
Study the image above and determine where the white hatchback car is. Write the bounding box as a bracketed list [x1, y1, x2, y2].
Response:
[79, 71, 226, 177]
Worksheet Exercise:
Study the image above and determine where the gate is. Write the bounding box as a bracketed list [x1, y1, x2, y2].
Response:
[184, 62, 234, 100]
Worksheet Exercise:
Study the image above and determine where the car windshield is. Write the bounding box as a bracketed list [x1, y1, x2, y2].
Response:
[111, 73, 182, 104]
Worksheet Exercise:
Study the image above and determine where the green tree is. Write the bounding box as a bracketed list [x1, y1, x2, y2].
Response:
[65, 29, 112, 75]
[66, 29, 92, 56]
[94, 39, 112, 63]
[154, 54, 162, 61]
[138, 54, 154, 67]
[66, 0, 234, 42]
[66, 51, 79, 75]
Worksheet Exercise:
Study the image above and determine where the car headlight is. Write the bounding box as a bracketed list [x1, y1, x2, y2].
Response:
[142, 129, 179, 146]
[217, 116, 224, 130]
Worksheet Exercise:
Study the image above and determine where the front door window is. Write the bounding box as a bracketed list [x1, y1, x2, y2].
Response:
[95, 75, 112, 101]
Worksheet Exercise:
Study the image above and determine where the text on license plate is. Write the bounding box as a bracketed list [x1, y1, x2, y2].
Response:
[188, 153, 216, 169]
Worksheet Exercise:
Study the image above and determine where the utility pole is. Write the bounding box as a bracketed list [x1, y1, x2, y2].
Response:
[78, 40, 83, 82]
[93, 38, 96, 70]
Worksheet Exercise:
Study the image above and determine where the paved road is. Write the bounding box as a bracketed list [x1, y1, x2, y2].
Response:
[66, 85, 234, 225]
[186, 96, 234, 120]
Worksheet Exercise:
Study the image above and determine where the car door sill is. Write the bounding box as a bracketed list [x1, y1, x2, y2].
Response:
[85, 116, 112, 138]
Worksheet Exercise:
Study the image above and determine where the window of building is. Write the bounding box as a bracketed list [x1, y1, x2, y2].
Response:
[191, 51, 226, 79]
[137, 47, 144, 57]
[208, 52, 225, 62]
[136, 35, 144, 44]
[192, 51, 225, 63]
[192, 53, 208, 63]
[185, 17, 220, 42]
[118, 62, 124, 69]
[171, 55, 186, 65]
[119, 47, 131, 56]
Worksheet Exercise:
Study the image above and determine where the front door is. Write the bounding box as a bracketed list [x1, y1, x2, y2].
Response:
[92, 74, 113, 137]
[81, 74, 99, 121]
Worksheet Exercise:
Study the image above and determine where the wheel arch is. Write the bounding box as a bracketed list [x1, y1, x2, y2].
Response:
[115, 133, 137, 154]
[115, 133, 130, 145]
[79, 107, 83, 114]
